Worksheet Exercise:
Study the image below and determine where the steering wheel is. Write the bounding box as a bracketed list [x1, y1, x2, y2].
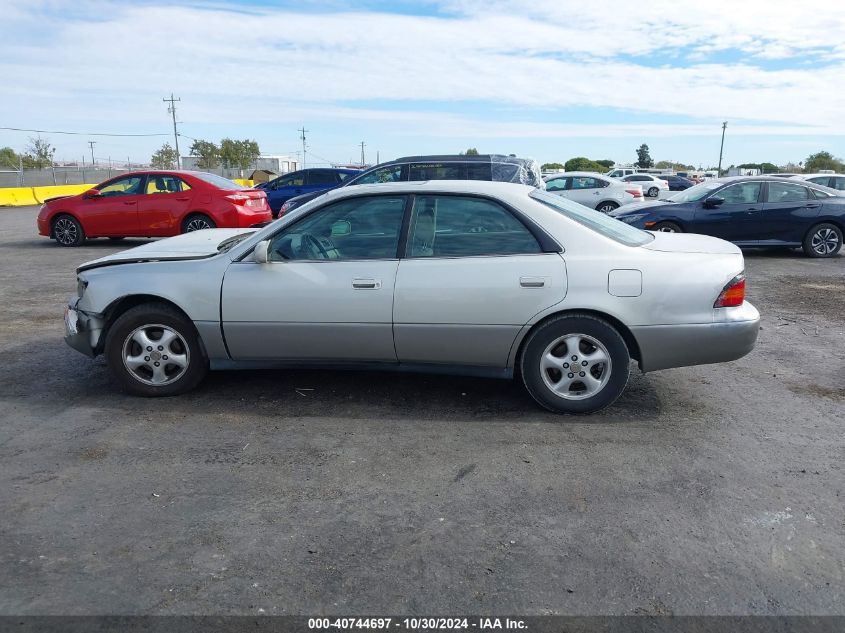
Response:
[301, 233, 331, 259]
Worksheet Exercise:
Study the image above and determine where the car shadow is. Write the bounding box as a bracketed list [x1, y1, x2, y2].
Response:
[0, 337, 662, 426]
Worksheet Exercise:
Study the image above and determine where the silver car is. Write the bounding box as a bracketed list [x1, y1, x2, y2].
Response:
[64, 180, 760, 414]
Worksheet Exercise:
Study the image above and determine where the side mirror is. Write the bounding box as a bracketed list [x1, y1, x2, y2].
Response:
[253, 240, 271, 264]
[83, 189, 101, 199]
[704, 196, 725, 208]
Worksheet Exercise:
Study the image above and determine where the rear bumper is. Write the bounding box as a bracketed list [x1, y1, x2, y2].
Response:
[238, 209, 272, 227]
[632, 301, 760, 372]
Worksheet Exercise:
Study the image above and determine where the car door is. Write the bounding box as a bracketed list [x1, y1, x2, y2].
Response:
[567, 176, 606, 207]
[264, 171, 307, 213]
[393, 194, 567, 367]
[692, 181, 763, 242]
[137, 174, 194, 236]
[221, 194, 407, 361]
[761, 181, 821, 244]
[305, 168, 342, 194]
[82, 175, 144, 236]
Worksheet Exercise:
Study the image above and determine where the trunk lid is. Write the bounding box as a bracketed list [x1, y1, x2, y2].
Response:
[642, 231, 741, 255]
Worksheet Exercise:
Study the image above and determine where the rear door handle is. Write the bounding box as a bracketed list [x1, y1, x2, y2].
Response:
[352, 278, 381, 289]
[520, 276, 546, 288]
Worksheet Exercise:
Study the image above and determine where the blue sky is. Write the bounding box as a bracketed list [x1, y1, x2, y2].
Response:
[2, 0, 845, 168]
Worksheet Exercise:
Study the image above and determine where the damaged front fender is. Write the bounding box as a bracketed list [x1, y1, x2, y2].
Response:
[64, 298, 106, 358]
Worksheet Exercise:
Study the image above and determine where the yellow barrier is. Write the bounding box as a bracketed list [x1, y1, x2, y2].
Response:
[32, 185, 92, 204]
[2, 177, 257, 207]
[0, 187, 39, 207]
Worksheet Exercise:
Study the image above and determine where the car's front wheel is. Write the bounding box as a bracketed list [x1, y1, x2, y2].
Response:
[520, 314, 630, 414]
[52, 214, 85, 247]
[802, 223, 842, 258]
[104, 303, 208, 396]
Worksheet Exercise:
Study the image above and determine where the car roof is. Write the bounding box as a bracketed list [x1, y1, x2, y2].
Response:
[317, 179, 536, 201]
[391, 154, 530, 164]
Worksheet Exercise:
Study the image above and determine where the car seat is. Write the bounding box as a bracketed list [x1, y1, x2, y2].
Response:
[411, 201, 436, 257]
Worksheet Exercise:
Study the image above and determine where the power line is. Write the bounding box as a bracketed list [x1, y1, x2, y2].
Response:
[163, 94, 182, 169]
[0, 126, 168, 137]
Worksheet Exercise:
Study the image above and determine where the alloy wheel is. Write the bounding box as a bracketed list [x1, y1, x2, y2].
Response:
[185, 217, 212, 232]
[539, 334, 612, 400]
[122, 324, 190, 386]
[54, 218, 78, 245]
[811, 228, 840, 255]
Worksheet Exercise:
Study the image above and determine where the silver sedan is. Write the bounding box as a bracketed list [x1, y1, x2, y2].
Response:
[64, 180, 760, 414]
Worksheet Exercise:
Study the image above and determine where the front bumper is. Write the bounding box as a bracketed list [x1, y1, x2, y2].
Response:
[631, 301, 760, 372]
[64, 299, 104, 358]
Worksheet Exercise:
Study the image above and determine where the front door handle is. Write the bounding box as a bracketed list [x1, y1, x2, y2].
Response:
[520, 276, 546, 288]
[352, 278, 381, 289]
[806, 203, 821, 208]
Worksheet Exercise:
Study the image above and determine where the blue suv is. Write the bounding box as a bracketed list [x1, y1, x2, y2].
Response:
[256, 168, 361, 217]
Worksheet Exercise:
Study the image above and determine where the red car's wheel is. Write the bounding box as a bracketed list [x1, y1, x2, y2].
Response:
[52, 214, 85, 247]
[181, 214, 216, 233]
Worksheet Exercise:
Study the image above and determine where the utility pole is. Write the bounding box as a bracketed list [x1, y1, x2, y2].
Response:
[163, 93, 181, 169]
[717, 121, 728, 176]
[360, 141, 366, 167]
[299, 126, 308, 168]
[88, 141, 96, 168]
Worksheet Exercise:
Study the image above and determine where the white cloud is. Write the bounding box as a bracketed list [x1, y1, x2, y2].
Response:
[2, 0, 845, 163]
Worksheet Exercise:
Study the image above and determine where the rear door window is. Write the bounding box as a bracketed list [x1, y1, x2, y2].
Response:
[407, 195, 541, 258]
[307, 169, 340, 185]
[766, 182, 809, 203]
[146, 175, 189, 194]
[570, 177, 603, 190]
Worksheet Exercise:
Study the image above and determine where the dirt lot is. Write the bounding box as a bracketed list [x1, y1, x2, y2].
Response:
[0, 205, 843, 615]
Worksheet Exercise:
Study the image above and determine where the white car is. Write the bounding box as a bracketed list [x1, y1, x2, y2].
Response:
[798, 173, 845, 191]
[606, 168, 638, 178]
[620, 173, 669, 198]
[544, 172, 643, 213]
[63, 180, 759, 414]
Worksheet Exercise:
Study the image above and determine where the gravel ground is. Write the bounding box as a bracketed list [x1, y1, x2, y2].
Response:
[0, 206, 843, 615]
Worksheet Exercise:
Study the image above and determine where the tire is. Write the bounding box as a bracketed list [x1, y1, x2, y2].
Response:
[520, 314, 630, 414]
[51, 214, 85, 247]
[596, 201, 619, 214]
[651, 221, 682, 233]
[647, 186, 659, 197]
[104, 303, 208, 397]
[181, 214, 216, 233]
[802, 223, 843, 258]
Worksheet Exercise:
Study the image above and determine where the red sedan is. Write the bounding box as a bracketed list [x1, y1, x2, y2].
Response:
[37, 170, 271, 246]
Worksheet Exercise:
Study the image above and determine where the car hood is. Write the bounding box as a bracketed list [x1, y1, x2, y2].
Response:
[77, 228, 252, 272]
[610, 200, 674, 215]
[642, 232, 741, 255]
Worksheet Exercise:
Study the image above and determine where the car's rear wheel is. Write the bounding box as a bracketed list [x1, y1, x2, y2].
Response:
[647, 186, 659, 197]
[596, 201, 619, 213]
[802, 223, 842, 258]
[52, 214, 85, 247]
[181, 214, 216, 233]
[652, 221, 682, 233]
[520, 315, 630, 414]
[104, 303, 208, 397]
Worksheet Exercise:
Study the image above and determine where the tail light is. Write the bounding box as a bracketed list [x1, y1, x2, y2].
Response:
[626, 189, 643, 198]
[714, 274, 746, 308]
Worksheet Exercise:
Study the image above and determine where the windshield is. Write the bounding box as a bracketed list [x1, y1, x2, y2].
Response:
[668, 181, 722, 202]
[192, 172, 244, 190]
[217, 231, 255, 253]
[529, 190, 653, 247]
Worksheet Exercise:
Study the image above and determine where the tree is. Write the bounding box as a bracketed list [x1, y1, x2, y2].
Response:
[190, 140, 221, 169]
[464, 148, 479, 156]
[595, 159, 614, 169]
[804, 151, 845, 173]
[564, 157, 607, 172]
[150, 143, 179, 169]
[635, 144, 653, 168]
[23, 136, 55, 169]
[737, 162, 779, 174]
[541, 162, 565, 170]
[220, 138, 261, 170]
[0, 147, 20, 169]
